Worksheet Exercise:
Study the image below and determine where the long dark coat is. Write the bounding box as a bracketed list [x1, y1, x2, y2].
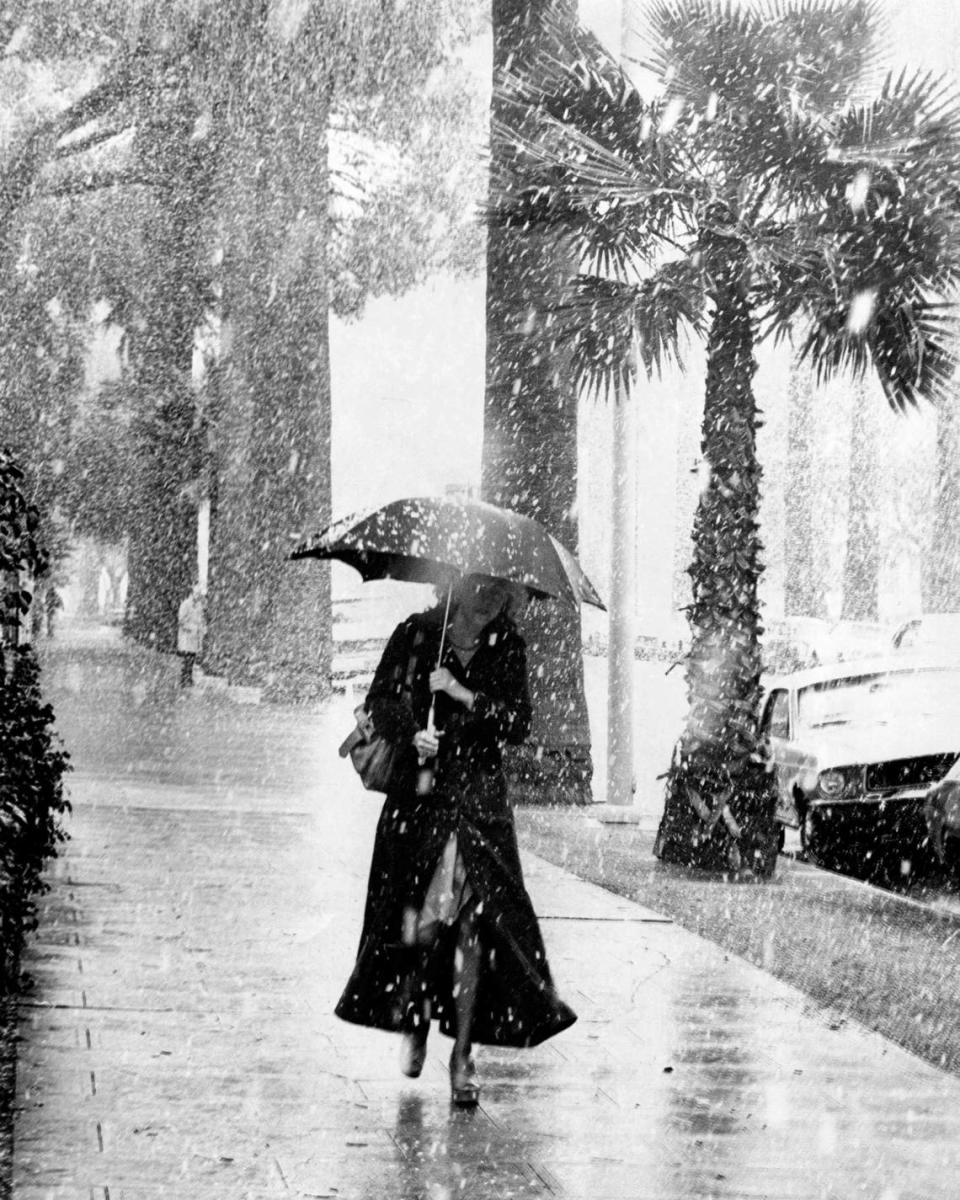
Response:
[335, 605, 577, 1048]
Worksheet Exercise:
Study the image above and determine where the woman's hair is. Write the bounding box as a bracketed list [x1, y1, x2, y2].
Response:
[429, 577, 530, 624]
[499, 581, 530, 623]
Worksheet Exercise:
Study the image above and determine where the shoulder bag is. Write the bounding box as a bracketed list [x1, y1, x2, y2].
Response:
[338, 643, 419, 793]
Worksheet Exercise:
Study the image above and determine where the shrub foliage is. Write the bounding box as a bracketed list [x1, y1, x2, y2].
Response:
[0, 448, 70, 984]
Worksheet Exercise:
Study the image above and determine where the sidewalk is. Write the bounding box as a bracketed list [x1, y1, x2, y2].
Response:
[12, 624, 960, 1198]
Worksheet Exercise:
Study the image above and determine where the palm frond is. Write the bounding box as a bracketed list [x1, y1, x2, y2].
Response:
[757, 0, 884, 104]
[823, 70, 960, 205]
[628, 0, 888, 216]
[634, 258, 708, 376]
[493, 14, 686, 195]
[491, 107, 664, 211]
[757, 57, 960, 405]
[638, 0, 765, 105]
[489, 109, 690, 276]
[500, 15, 652, 169]
[490, 36, 694, 277]
[636, 0, 879, 110]
[500, 3, 624, 100]
[543, 263, 705, 400]
[554, 277, 645, 401]
[786, 189, 960, 408]
[801, 294, 960, 411]
[747, 221, 828, 339]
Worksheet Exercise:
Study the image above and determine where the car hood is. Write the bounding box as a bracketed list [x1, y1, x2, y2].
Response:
[799, 716, 960, 768]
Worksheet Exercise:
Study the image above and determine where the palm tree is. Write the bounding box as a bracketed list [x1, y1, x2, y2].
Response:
[491, 0, 960, 873]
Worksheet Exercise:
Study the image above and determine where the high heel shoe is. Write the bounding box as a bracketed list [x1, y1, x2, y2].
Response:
[399, 1020, 429, 1078]
[449, 1050, 480, 1106]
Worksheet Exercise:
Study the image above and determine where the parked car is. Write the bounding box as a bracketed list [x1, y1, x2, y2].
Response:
[759, 659, 960, 870]
[923, 759, 960, 882]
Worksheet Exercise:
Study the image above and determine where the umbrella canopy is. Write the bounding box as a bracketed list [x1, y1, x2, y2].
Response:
[291, 495, 605, 611]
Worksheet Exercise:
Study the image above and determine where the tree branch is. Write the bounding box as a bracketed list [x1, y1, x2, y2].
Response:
[0, 48, 169, 251]
[329, 166, 371, 196]
[49, 52, 153, 143]
[55, 122, 134, 161]
[37, 171, 160, 201]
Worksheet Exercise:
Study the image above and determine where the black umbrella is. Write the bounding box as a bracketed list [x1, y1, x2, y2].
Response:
[293, 495, 605, 749]
[291, 494, 605, 611]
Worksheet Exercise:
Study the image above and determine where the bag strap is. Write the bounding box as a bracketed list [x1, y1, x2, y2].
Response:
[338, 726, 364, 758]
[401, 633, 421, 694]
[360, 626, 421, 728]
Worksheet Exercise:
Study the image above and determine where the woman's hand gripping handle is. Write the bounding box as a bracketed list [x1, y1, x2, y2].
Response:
[413, 718, 441, 764]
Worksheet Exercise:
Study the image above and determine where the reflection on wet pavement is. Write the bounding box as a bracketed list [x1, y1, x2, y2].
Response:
[12, 625, 960, 1198]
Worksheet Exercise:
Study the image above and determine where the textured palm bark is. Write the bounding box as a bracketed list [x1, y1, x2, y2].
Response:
[923, 397, 960, 612]
[841, 377, 880, 623]
[785, 358, 825, 620]
[483, 0, 593, 805]
[205, 49, 332, 700]
[657, 235, 778, 874]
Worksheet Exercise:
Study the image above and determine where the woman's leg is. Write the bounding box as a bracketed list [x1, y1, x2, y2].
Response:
[398, 907, 433, 1077]
[450, 905, 481, 1103]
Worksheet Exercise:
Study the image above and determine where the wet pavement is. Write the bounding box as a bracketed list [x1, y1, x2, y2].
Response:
[12, 622, 960, 1198]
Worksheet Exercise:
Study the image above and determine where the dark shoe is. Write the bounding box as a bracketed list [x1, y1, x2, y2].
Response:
[449, 1050, 479, 1106]
[399, 1022, 429, 1079]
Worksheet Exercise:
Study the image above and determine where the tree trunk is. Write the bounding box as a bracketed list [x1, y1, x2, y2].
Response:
[483, 0, 592, 805]
[124, 85, 209, 651]
[205, 44, 332, 701]
[841, 377, 880, 623]
[923, 396, 960, 612]
[785, 356, 825, 619]
[124, 398, 199, 651]
[656, 231, 778, 876]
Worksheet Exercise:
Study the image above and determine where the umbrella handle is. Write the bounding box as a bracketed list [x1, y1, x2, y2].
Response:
[417, 699, 437, 767]
[417, 584, 450, 766]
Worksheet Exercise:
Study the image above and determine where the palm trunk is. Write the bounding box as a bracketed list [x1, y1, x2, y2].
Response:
[483, 0, 592, 805]
[841, 377, 879, 623]
[923, 397, 960, 612]
[205, 44, 332, 700]
[656, 231, 777, 875]
[785, 356, 825, 619]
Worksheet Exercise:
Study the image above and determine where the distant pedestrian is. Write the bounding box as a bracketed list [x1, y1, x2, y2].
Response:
[335, 574, 576, 1106]
[44, 584, 61, 637]
[176, 584, 205, 688]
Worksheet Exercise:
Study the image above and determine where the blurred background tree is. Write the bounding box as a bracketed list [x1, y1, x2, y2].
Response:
[1, 0, 485, 695]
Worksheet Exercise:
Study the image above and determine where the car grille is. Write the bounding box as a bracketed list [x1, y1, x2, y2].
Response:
[865, 753, 958, 793]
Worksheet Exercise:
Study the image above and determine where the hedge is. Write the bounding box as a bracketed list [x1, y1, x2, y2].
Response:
[1, 448, 71, 986]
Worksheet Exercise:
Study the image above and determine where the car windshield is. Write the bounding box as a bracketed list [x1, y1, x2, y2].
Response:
[797, 670, 960, 731]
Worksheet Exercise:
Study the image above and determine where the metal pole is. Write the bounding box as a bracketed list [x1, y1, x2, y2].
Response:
[606, 369, 637, 807]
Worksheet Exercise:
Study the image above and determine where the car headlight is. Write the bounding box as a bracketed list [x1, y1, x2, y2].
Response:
[817, 768, 861, 799]
[817, 769, 846, 798]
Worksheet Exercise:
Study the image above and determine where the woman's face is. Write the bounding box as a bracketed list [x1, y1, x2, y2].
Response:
[458, 576, 510, 627]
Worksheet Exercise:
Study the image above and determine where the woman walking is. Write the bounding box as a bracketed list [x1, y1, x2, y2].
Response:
[336, 574, 576, 1105]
